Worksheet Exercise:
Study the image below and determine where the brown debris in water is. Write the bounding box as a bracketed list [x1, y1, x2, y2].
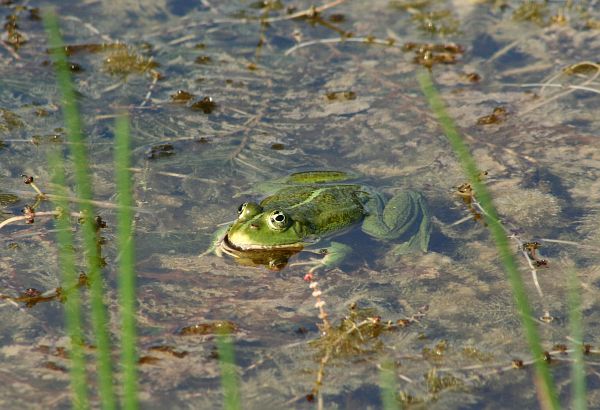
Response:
[177, 320, 238, 336]
[477, 107, 508, 125]
[403, 42, 464, 68]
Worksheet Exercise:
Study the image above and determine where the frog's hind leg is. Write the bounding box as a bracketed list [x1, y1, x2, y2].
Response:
[401, 191, 431, 253]
[362, 190, 431, 253]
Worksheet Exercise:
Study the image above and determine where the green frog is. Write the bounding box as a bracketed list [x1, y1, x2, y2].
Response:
[214, 171, 431, 272]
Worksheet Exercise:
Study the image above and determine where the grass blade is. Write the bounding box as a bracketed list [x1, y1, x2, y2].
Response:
[115, 113, 139, 409]
[43, 10, 116, 410]
[380, 360, 400, 410]
[216, 331, 241, 410]
[417, 69, 560, 410]
[48, 149, 89, 409]
[568, 263, 587, 410]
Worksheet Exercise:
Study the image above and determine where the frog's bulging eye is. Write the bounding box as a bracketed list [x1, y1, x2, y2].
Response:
[268, 210, 289, 230]
[237, 202, 262, 221]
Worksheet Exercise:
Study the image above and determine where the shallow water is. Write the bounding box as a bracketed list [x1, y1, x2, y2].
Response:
[2, 0, 600, 408]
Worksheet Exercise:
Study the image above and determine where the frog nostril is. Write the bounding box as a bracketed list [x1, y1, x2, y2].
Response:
[250, 223, 259, 229]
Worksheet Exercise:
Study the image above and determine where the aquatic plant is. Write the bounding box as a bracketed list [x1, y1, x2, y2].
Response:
[44, 10, 139, 409]
[418, 69, 560, 409]
[216, 330, 242, 410]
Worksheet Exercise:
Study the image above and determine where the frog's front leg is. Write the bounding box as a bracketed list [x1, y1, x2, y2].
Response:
[199, 224, 230, 258]
[290, 241, 353, 273]
[362, 190, 431, 253]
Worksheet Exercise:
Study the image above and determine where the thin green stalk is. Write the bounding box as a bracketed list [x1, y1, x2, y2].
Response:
[417, 70, 560, 410]
[216, 331, 241, 410]
[49, 149, 89, 410]
[115, 114, 139, 410]
[380, 360, 400, 410]
[568, 265, 587, 410]
[44, 11, 116, 410]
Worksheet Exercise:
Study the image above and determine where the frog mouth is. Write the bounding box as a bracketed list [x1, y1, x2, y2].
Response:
[222, 234, 303, 252]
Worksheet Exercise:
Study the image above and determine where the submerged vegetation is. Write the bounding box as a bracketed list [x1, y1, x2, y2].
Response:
[0, 0, 599, 408]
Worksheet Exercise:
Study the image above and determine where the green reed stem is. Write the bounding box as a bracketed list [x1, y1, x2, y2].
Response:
[417, 70, 560, 410]
[216, 331, 241, 410]
[379, 360, 400, 410]
[49, 149, 88, 410]
[44, 11, 116, 410]
[114, 114, 139, 410]
[568, 265, 587, 410]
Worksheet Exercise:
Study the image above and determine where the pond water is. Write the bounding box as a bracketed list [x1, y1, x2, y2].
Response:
[2, 0, 600, 408]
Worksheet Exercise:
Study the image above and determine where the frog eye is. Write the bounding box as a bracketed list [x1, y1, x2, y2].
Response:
[267, 210, 290, 231]
[237, 202, 262, 221]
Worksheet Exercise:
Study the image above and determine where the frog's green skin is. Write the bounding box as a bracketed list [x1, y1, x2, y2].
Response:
[216, 171, 431, 272]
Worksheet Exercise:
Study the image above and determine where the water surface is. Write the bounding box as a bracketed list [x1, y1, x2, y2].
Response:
[1, 1, 600, 408]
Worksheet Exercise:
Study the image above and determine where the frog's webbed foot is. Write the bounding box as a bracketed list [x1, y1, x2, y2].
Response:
[362, 190, 431, 253]
[290, 241, 353, 274]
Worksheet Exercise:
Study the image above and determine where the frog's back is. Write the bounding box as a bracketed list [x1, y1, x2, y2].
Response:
[260, 184, 367, 236]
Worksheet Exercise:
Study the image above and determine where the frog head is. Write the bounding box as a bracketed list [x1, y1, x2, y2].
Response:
[225, 202, 307, 250]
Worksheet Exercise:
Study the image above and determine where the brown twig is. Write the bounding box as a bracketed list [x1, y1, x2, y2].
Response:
[285, 36, 395, 56]
[470, 199, 546, 300]
[263, 0, 348, 23]
[0, 39, 20, 60]
[145, 0, 348, 39]
[139, 68, 160, 107]
[0, 211, 82, 231]
[9, 189, 149, 212]
[539, 238, 600, 251]
[519, 62, 600, 116]
[62, 15, 114, 43]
